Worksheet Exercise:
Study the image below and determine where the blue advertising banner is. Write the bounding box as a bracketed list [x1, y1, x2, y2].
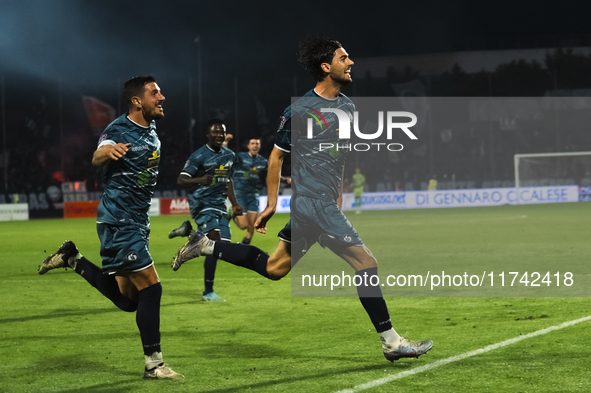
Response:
[341, 185, 579, 211]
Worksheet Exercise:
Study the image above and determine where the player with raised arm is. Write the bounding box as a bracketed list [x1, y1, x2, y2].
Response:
[168, 119, 242, 302]
[171, 36, 432, 362]
[231, 138, 268, 244]
[38, 76, 182, 379]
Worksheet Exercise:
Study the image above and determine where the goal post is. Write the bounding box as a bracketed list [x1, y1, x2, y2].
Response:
[514, 151, 591, 203]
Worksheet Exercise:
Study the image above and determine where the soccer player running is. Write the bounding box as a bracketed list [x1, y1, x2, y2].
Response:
[168, 119, 242, 302]
[231, 138, 268, 244]
[353, 168, 365, 214]
[172, 36, 433, 362]
[38, 76, 182, 379]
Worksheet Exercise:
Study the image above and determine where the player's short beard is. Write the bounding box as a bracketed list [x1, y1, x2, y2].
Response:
[144, 107, 164, 121]
[333, 74, 352, 86]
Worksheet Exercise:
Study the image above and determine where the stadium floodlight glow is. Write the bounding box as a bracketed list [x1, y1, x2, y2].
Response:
[514, 151, 591, 204]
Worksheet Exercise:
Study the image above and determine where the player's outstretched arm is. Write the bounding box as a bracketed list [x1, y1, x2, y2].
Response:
[265, 147, 284, 209]
[227, 179, 243, 217]
[92, 143, 130, 167]
[255, 146, 285, 234]
[254, 206, 274, 234]
[177, 174, 213, 187]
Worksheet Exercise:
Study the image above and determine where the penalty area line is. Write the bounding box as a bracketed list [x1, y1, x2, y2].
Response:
[336, 315, 591, 393]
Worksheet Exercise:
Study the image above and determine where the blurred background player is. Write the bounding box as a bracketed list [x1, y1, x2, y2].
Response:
[38, 76, 182, 379]
[172, 36, 433, 362]
[168, 118, 242, 302]
[352, 168, 365, 214]
[428, 174, 437, 191]
[231, 138, 268, 244]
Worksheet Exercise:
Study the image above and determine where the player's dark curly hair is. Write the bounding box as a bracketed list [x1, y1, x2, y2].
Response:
[123, 75, 157, 105]
[297, 35, 343, 81]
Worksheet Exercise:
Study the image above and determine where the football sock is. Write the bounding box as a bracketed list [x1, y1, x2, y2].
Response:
[67, 252, 82, 270]
[145, 351, 164, 370]
[241, 237, 251, 245]
[380, 328, 401, 349]
[355, 267, 393, 333]
[137, 283, 162, 357]
[201, 237, 215, 256]
[74, 257, 137, 312]
[203, 256, 217, 294]
[212, 242, 269, 278]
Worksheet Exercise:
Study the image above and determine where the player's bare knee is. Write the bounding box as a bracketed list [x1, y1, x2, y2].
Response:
[266, 269, 286, 281]
[266, 256, 290, 280]
[357, 257, 377, 270]
[357, 247, 377, 269]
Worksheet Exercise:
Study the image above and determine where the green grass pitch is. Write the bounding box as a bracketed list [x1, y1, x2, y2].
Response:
[1, 203, 591, 392]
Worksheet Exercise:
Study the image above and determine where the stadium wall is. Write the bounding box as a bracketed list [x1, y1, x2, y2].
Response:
[0, 203, 29, 221]
[0, 186, 585, 221]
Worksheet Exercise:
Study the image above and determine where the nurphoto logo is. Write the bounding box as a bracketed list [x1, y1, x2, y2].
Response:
[306, 108, 418, 152]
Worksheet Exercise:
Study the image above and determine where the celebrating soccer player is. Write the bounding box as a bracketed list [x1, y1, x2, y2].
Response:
[231, 138, 268, 244]
[172, 36, 433, 362]
[168, 118, 242, 302]
[38, 76, 182, 379]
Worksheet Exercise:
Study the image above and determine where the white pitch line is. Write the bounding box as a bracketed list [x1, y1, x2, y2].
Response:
[336, 315, 591, 393]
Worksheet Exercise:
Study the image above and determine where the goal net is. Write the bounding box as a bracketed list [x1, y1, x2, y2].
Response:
[514, 152, 591, 190]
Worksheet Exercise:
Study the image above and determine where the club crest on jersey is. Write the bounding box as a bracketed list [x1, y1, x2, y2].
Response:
[127, 252, 138, 261]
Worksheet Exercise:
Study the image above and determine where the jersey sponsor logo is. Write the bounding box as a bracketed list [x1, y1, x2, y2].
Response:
[212, 164, 230, 185]
[138, 170, 151, 186]
[328, 139, 349, 159]
[131, 144, 150, 152]
[243, 166, 260, 179]
[147, 150, 161, 170]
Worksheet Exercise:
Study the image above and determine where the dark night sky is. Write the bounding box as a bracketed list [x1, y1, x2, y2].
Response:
[0, 0, 589, 191]
[0, 0, 587, 86]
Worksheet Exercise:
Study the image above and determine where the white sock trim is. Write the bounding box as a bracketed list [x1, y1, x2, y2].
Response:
[69, 253, 82, 269]
[202, 239, 215, 256]
[145, 351, 163, 370]
[380, 328, 401, 349]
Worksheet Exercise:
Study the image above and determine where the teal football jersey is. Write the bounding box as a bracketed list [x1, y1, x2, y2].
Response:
[96, 114, 161, 229]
